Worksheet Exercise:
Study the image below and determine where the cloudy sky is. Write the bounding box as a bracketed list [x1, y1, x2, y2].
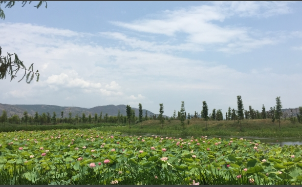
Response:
[1, 1, 302, 116]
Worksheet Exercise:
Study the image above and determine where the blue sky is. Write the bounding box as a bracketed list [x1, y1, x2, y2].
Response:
[1, 1, 302, 116]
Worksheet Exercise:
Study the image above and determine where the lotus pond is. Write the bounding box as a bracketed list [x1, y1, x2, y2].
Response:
[0, 128, 302, 185]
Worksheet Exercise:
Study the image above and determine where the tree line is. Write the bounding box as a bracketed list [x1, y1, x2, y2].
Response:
[1, 97, 302, 129]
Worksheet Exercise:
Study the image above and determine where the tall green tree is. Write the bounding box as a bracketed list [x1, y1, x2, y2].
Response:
[94, 113, 97, 124]
[261, 104, 266, 119]
[104, 113, 108, 123]
[23, 111, 28, 125]
[159, 103, 164, 128]
[173, 110, 176, 119]
[227, 107, 231, 120]
[82, 113, 86, 123]
[216, 109, 223, 121]
[201, 101, 209, 130]
[88, 114, 92, 123]
[270, 107, 276, 123]
[297, 106, 302, 124]
[237, 95, 244, 121]
[231, 109, 237, 121]
[51, 112, 56, 125]
[99, 112, 103, 123]
[126, 105, 131, 128]
[34, 111, 39, 125]
[211, 109, 216, 120]
[75, 113, 79, 124]
[180, 101, 186, 129]
[275, 96, 282, 129]
[46, 112, 51, 123]
[117, 110, 121, 124]
[61, 111, 64, 123]
[1, 110, 7, 124]
[139, 103, 143, 124]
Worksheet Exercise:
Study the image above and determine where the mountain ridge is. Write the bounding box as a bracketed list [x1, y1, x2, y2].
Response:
[0, 103, 164, 118]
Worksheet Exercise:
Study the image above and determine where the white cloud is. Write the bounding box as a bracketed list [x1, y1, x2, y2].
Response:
[214, 1, 292, 18]
[129, 94, 145, 100]
[109, 2, 291, 53]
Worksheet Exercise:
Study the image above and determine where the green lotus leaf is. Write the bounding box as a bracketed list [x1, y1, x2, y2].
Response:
[129, 159, 138, 165]
[229, 163, 240, 168]
[247, 159, 257, 168]
[283, 162, 294, 166]
[293, 158, 301, 162]
[173, 164, 188, 171]
[274, 163, 285, 169]
[296, 163, 302, 168]
[138, 152, 148, 158]
[228, 155, 237, 162]
[148, 156, 158, 162]
[183, 158, 194, 163]
[0, 158, 7, 164]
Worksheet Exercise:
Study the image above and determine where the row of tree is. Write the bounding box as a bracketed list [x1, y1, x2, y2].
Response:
[1, 97, 302, 128]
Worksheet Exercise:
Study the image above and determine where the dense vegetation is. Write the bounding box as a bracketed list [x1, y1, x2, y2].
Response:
[1, 129, 302, 185]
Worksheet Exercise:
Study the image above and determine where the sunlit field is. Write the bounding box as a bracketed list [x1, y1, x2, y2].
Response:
[1, 128, 302, 185]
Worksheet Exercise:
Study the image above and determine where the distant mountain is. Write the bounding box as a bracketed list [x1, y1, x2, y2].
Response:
[0, 103, 164, 118]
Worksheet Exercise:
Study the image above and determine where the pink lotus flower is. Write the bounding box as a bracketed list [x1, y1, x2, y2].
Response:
[197, 143, 200, 145]
[98, 162, 102, 165]
[91, 149, 95, 152]
[191, 180, 199, 185]
[41, 153, 46, 156]
[40, 147, 43, 150]
[243, 168, 247, 171]
[110, 180, 118, 184]
[19, 147, 23, 150]
[262, 159, 266, 162]
[78, 157, 83, 161]
[215, 143, 218, 145]
[82, 146, 86, 149]
[30, 155, 34, 158]
[139, 150, 144, 153]
[192, 155, 196, 158]
[161, 157, 168, 162]
[291, 155, 295, 158]
[89, 163, 96, 168]
[237, 175, 241, 178]
[249, 178, 254, 183]
[227, 165, 230, 167]
[155, 176, 158, 179]
[111, 149, 115, 152]
[75, 147, 79, 150]
[111, 136, 114, 138]
[207, 148, 210, 151]
[104, 159, 110, 164]
[162, 148, 167, 152]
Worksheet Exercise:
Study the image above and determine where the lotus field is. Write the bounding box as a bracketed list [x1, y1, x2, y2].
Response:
[0, 128, 302, 185]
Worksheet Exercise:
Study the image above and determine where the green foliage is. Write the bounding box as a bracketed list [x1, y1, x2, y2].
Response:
[126, 105, 131, 127]
[0, 110, 8, 123]
[211, 109, 216, 120]
[237, 95, 244, 121]
[138, 103, 143, 123]
[275, 97, 282, 128]
[180, 101, 186, 129]
[202, 101, 209, 129]
[216, 109, 223, 121]
[261, 104, 266, 119]
[159, 103, 164, 128]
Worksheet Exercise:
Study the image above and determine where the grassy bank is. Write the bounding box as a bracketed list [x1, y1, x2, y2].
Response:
[98, 118, 302, 138]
